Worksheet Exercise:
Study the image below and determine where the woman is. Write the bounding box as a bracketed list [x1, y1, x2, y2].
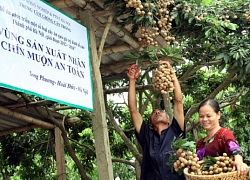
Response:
[196, 99, 249, 176]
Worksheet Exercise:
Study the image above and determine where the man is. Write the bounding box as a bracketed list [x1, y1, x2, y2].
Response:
[127, 61, 185, 180]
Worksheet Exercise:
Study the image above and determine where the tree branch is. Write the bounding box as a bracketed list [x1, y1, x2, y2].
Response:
[105, 100, 142, 163]
[19, 94, 91, 180]
[184, 67, 239, 123]
[112, 158, 136, 167]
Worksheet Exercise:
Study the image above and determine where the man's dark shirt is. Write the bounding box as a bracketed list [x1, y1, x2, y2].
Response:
[136, 118, 185, 180]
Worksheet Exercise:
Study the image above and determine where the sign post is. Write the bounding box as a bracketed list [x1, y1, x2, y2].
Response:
[0, 0, 93, 111]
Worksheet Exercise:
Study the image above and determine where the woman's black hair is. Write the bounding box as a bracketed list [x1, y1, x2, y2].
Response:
[198, 99, 220, 113]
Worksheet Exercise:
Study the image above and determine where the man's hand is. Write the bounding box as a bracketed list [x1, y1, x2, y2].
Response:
[158, 60, 173, 70]
[128, 64, 141, 79]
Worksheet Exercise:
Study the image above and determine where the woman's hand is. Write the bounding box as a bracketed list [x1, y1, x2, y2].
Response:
[233, 154, 249, 176]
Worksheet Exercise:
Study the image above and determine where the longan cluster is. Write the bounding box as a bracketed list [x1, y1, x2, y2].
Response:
[173, 149, 200, 174]
[174, 151, 237, 176]
[243, 13, 250, 22]
[124, 0, 143, 9]
[199, 153, 235, 175]
[172, 0, 239, 25]
[153, 63, 175, 97]
[138, 28, 159, 47]
[124, 0, 177, 47]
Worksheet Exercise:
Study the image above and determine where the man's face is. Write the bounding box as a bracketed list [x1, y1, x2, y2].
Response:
[150, 109, 169, 126]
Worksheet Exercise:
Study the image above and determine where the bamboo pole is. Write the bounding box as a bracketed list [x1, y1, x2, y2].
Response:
[0, 106, 54, 129]
[0, 124, 40, 136]
[102, 44, 133, 55]
[93, 10, 114, 18]
[104, 84, 153, 94]
[97, 14, 114, 64]
[100, 59, 152, 76]
[49, 0, 75, 8]
[54, 127, 67, 180]
[49, 0, 86, 8]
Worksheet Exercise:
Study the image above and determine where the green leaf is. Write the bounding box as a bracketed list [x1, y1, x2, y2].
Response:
[188, 17, 194, 24]
[171, 135, 196, 152]
[205, 29, 211, 38]
[202, 0, 213, 6]
[223, 54, 230, 63]
[202, 156, 217, 170]
[227, 23, 238, 31]
[184, 12, 189, 20]
[246, 63, 250, 74]
[195, 0, 202, 5]
[215, 53, 225, 60]
[123, 52, 140, 60]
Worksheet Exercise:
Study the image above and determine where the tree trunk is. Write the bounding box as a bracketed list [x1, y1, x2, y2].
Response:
[135, 160, 141, 180]
[80, 9, 114, 180]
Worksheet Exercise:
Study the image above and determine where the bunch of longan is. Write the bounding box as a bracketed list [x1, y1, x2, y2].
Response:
[124, 0, 177, 47]
[153, 62, 175, 97]
[243, 13, 250, 22]
[199, 153, 235, 175]
[174, 151, 238, 176]
[138, 28, 159, 47]
[173, 148, 201, 174]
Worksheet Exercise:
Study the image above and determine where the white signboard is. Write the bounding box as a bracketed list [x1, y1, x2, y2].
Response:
[0, 0, 93, 111]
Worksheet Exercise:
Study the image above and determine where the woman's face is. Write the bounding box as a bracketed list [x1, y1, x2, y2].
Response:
[198, 105, 221, 131]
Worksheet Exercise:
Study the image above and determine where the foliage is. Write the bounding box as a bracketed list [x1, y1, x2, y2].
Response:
[113, 163, 135, 180]
[123, 45, 184, 65]
[167, 136, 196, 175]
[0, 130, 57, 179]
[64, 110, 96, 174]
[171, 135, 196, 153]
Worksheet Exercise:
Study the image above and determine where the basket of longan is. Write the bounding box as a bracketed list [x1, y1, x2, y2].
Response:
[184, 168, 248, 180]
[169, 137, 249, 180]
[182, 153, 249, 180]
